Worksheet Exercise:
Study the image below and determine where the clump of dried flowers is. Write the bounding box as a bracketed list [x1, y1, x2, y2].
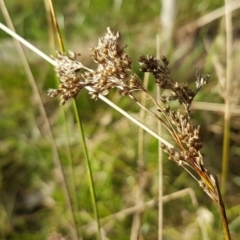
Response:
[48, 27, 230, 237]
[48, 28, 143, 105]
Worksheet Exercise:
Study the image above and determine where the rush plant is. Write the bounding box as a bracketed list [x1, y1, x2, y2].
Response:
[48, 28, 231, 240]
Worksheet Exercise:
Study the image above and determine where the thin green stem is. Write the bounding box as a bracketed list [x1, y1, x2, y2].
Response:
[62, 108, 83, 238]
[73, 101, 102, 240]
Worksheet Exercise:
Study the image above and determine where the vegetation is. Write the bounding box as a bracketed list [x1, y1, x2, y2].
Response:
[0, 0, 240, 239]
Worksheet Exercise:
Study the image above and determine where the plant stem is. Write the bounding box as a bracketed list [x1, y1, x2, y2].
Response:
[214, 175, 231, 240]
[221, 0, 233, 195]
[73, 101, 102, 240]
[156, 34, 163, 240]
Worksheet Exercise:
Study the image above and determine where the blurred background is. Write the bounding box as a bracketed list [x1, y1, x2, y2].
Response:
[0, 0, 240, 239]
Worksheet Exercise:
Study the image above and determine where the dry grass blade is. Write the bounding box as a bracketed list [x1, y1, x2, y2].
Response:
[179, 0, 240, 35]
[221, 0, 233, 196]
[82, 188, 198, 235]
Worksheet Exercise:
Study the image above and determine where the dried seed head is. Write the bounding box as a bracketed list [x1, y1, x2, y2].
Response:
[47, 29, 221, 206]
[48, 28, 145, 104]
[139, 55, 171, 89]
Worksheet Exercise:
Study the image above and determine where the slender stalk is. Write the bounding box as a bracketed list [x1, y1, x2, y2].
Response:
[43, 0, 55, 52]
[73, 101, 102, 240]
[47, 0, 65, 52]
[156, 34, 163, 240]
[62, 107, 83, 238]
[214, 175, 231, 240]
[130, 72, 150, 240]
[221, 0, 233, 195]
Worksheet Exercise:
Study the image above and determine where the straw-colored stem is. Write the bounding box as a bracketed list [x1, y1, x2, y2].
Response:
[47, 0, 65, 52]
[156, 34, 163, 240]
[221, 0, 233, 195]
[130, 72, 150, 240]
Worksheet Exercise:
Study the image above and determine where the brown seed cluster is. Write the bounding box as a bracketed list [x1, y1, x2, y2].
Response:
[161, 141, 219, 203]
[87, 27, 143, 99]
[48, 28, 143, 104]
[47, 51, 90, 105]
[139, 55, 210, 112]
[138, 54, 220, 202]
[139, 55, 171, 89]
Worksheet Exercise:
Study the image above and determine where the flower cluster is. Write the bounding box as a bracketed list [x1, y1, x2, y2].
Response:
[139, 55, 210, 112]
[48, 28, 221, 204]
[48, 28, 142, 104]
[48, 51, 89, 105]
[139, 55, 220, 203]
[47, 28, 230, 236]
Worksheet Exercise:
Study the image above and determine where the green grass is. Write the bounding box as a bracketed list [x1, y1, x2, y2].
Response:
[1, 0, 240, 239]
